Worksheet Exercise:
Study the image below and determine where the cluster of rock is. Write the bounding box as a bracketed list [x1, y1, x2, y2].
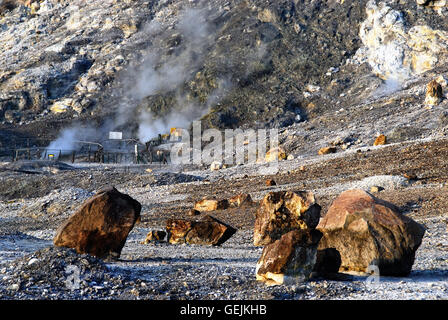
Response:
[416, 0, 447, 9]
[158, 194, 252, 246]
[53, 186, 246, 254]
[50, 182, 425, 287]
[254, 188, 426, 285]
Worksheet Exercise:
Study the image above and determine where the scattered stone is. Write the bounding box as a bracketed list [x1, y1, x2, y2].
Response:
[142, 230, 166, 244]
[194, 198, 229, 212]
[210, 161, 223, 171]
[166, 215, 236, 246]
[317, 189, 426, 276]
[228, 193, 254, 207]
[373, 134, 387, 146]
[318, 146, 337, 155]
[255, 229, 322, 286]
[265, 147, 287, 162]
[370, 186, 384, 193]
[254, 191, 321, 246]
[265, 179, 277, 186]
[403, 172, 418, 180]
[425, 80, 443, 106]
[186, 208, 201, 216]
[417, 0, 446, 9]
[53, 186, 142, 259]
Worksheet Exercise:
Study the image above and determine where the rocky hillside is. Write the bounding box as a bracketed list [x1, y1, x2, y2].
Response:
[1, 0, 448, 147]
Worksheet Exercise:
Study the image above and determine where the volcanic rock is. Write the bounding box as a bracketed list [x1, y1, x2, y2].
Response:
[210, 161, 223, 171]
[186, 208, 201, 216]
[254, 191, 321, 246]
[228, 193, 254, 208]
[317, 189, 426, 276]
[194, 198, 229, 212]
[265, 147, 287, 162]
[416, 0, 446, 8]
[53, 186, 141, 259]
[425, 80, 443, 106]
[318, 146, 337, 155]
[373, 134, 387, 146]
[166, 215, 236, 246]
[142, 230, 166, 244]
[255, 229, 322, 286]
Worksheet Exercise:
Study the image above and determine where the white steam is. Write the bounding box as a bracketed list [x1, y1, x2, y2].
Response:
[45, 126, 99, 154]
[117, 7, 222, 142]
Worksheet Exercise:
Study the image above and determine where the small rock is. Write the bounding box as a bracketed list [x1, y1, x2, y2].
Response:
[370, 186, 384, 193]
[194, 198, 229, 212]
[265, 147, 287, 162]
[373, 134, 387, 146]
[318, 146, 337, 155]
[186, 208, 200, 216]
[228, 193, 254, 207]
[142, 230, 166, 244]
[210, 161, 223, 171]
[425, 80, 443, 106]
[265, 179, 277, 186]
[403, 172, 418, 180]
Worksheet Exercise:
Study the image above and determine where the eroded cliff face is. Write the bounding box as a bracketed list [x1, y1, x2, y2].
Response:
[0, 0, 448, 144]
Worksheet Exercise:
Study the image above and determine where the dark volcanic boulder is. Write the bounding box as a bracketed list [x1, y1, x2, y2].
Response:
[254, 191, 321, 246]
[317, 189, 426, 276]
[53, 186, 141, 259]
[166, 215, 236, 246]
[256, 229, 322, 285]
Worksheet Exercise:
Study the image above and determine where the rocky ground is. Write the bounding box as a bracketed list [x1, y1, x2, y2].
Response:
[0, 135, 447, 300]
[1, 0, 448, 301]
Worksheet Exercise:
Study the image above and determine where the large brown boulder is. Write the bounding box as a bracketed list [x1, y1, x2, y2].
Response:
[254, 191, 321, 246]
[317, 189, 426, 276]
[256, 229, 322, 285]
[53, 186, 141, 259]
[166, 215, 236, 246]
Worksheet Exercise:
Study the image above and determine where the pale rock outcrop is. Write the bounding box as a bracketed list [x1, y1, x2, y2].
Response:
[352, 0, 448, 81]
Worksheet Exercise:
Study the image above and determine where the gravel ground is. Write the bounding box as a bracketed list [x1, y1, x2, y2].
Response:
[0, 138, 448, 300]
